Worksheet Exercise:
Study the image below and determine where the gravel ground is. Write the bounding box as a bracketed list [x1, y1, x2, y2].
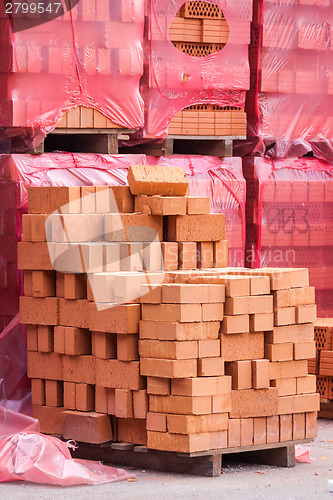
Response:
[0, 418, 332, 500]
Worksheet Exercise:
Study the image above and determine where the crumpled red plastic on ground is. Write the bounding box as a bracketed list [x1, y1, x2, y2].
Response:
[0, 407, 135, 485]
[295, 445, 312, 464]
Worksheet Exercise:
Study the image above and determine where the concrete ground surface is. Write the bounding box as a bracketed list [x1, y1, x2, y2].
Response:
[1, 418, 332, 500]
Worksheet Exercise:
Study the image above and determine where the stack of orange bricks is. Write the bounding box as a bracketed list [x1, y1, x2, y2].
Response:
[19, 164, 319, 452]
[310, 319, 333, 412]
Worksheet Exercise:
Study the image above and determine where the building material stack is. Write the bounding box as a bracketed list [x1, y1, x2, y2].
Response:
[311, 319, 333, 418]
[18, 166, 319, 456]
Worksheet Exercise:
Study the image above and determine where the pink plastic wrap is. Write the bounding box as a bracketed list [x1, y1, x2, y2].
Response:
[0, 0, 144, 150]
[246, 0, 333, 159]
[243, 156, 333, 317]
[0, 152, 246, 414]
[143, 0, 252, 138]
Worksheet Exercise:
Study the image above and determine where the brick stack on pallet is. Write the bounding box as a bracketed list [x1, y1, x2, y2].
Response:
[143, 0, 251, 139]
[310, 319, 333, 418]
[19, 165, 319, 460]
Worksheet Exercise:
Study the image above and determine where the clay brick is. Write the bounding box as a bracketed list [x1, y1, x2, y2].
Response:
[252, 359, 270, 389]
[228, 418, 241, 447]
[62, 411, 112, 444]
[279, 414, 292, 442]
[273, 289, 291, 308]
[32, 405, 65, 435]
[22, 214, 32, 241]
[147, 377, 170, 395]
[253, 417, 267, 444]
[27, 352, 63, 380]
[250, 276, 270, 295]
[118, 418, 147, 445]
[296, 304, 317, 324]
[53, 241, 103, 274]
[161, 242, 178, 270]
[75, 383, 94, 412]
[141, 358, 197, 378]
[117, 333, 139, 361]
[265, 343, 293, 362]
[225, 295, 273, 315]
[271, 378, 297, 396]
[149, 394, 211, 415]
[95, 386, 108, 413]
[289, 287, 315, 307]
[63, 382, 76, 410]
[95, 187, 111, 213]
[216, 276, 250, 297]
[107, 389, 115, 415]
[20, 297, 58, 325]
[45, 380, 63, 407]
[198, 339, 220, 358]
[128, 165, 188, 196]
[198, 242, 214, 269]
[63, 273, 86, 299]
[269, 360, 308, 379]
[31, 379, 45, 406]
[230, 388, 279, 418]
[53, 326, 65, 354]
[133, 390, 148, 419]
[220, 331, 264, 362]
[89, 302, 140, 333]
[168, 214, 225, 242]
[210, 430, 228, 449]
[96, 359, 145, 390]
[265, 324, 314, 344]
[293, 413, 306, 440]
[62, 355, 96, 385]
[305, 411, 317, 438]
[149, 195, 187, 215]
[171, 376, 231, 397]
[28, 186, 78, 214]
[81, 186, 96, 213]
[140, 284, 162, 304]
[32, 271, 55, 298]
[178, 242, 197, 270]
[278, 393, 320, 414]
[162, 284, 225, 304]
[24, 271, 33, 296]
[143, 242, 163, 271]
[214, 240, 228, 268]
[167, 413, 228, 434]
[56, 272, 65, 297]
[139, 339, 198, 360]
[266, 415, 280, 443]
[296, 375, 317, 394]
[37, 325, 54, 352]
[51, 213, 104, 243]
[111, 186, 134, 213]
[65, 327, 91, 355]
[202, 303, 224, 322]
[186, 197, 210, 215]
[212, 393, 232, 413]
[115, 389, 133, 418]
[274, 307, 296, 326]
[146, 412, 167, 432]
[240, 418, 254, 446]
[28, 214, 48, 242]
[198, 357, 224, 377]
[104, 243, 121, 273]
[294, 341, 316, 360]
[221, 314, 249, 334]
[105, 213, 163, 242]
[225, 360, 252, 390]
[59, 298, 89, 329]
[92, 332, 117, 359]
[147, 431, 209, 453]
[140, 320, 219, 341]
[119, 242, 143, 272]
[27, 325, 38, 351]
[142, 303, 201, 323]
[112, 272, 164, 304]
[18, 242, 53, 270]
[250, 313, 273, 332]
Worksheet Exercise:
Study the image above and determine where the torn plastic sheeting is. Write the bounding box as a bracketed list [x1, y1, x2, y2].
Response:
[245, 0, 333, 160]
[0, 432, 135, 485]
[295, 445, 311, 464]
[0, 0, 144, 150]
[144, 0, 252, 138]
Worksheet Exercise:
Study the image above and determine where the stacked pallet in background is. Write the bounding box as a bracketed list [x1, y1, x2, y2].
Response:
[243, 156, 333, 318]
[247, 0, 333, 157]
[311, 319, 333, 418]
[0, 0, 144, 150]
[143, 0, 252, 138]
[18, 166, 319, 458]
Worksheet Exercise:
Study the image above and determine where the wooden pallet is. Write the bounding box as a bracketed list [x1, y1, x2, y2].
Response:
[318, 399, 333, 419]
[70, 438, 312, 477]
